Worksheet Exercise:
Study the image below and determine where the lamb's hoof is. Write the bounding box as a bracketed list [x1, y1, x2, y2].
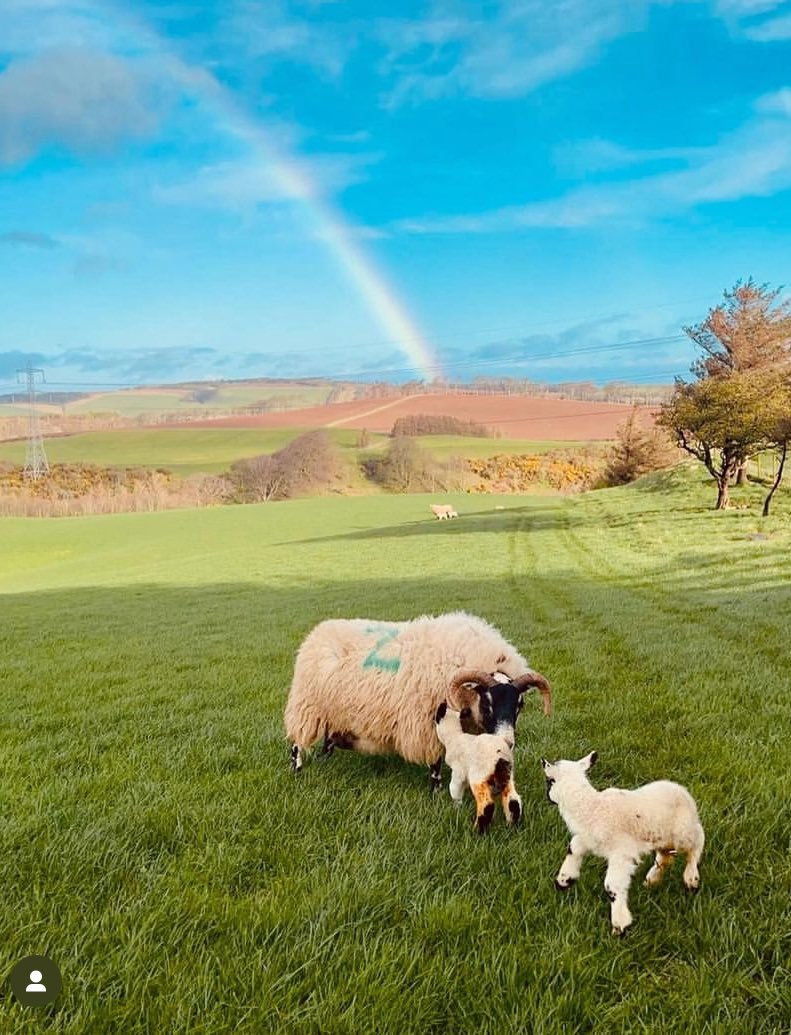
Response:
[684, 882, 700, 894]
[507, 800, 522, 824]
[555, 879, 574, 892]
[611, 925, 630, 938]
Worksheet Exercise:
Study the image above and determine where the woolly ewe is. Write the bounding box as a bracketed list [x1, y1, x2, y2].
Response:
[284, 611, 551, 788]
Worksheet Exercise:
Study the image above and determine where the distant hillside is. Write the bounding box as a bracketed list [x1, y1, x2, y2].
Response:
[182, 392, 657, 441]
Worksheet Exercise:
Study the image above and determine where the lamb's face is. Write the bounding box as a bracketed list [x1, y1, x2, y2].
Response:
[541, 752, 598, 804]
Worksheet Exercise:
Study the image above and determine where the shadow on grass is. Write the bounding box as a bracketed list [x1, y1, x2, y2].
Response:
[279, 499, 595, 546]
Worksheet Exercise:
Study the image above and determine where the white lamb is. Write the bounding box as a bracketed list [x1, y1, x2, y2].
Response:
[542, 752, 705, 936]
[435, 701, 522, 832]
[429, 504, 459, 520]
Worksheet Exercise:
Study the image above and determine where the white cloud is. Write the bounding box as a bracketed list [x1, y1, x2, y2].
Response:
[743, 11, 791, 37]
[154, 150, 380, 209]
[0, 47, 161, 163]
[378, 0, 651, 105]
[394, 91, 791, 233]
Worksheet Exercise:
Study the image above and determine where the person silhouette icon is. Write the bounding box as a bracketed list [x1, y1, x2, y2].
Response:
[25, 970, 47, 993]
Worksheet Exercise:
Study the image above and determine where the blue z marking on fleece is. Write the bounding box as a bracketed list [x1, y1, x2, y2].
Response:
[362, 626, 401, 673]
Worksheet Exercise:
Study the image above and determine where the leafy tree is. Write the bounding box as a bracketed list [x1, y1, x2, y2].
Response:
[762, 410, 791, 517]
[687, 279, 791, 381]
[659, 371, 787, 509]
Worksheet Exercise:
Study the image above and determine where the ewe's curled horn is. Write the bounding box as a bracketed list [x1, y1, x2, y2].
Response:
[447, 669, 497, 709]
[512, 672, 553, 716]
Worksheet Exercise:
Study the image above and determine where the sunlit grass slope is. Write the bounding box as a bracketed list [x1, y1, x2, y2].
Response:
[0, 474, 789, 1032]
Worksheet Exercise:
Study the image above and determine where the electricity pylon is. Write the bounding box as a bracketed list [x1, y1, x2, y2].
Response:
[16, 365, 50, 479]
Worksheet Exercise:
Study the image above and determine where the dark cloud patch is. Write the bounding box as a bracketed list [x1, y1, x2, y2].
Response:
[0, 231, 59, 249]
[0, 350, 49, 378]
[56, 346, 219, 380]
[0, 47, 162, 165]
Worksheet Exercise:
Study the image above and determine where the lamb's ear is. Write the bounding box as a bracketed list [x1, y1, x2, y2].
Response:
[581, 750, 598, 771]
[435, 701, 448, 723]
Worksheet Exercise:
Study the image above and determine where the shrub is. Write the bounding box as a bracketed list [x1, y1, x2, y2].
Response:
[391, 414, 492, 438]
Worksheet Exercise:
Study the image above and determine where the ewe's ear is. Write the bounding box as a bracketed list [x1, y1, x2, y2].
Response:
[435, 701, 448, 723]
[541, 757, 551, 771]
[581, 750, 598, 771]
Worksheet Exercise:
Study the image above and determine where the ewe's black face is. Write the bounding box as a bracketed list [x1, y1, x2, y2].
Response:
[491, 681, 524, 733]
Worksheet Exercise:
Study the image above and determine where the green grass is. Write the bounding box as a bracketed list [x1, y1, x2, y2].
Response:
[0, 427, 371, 476]
[0, 474, 789, 1032]
[66, 384, 332, 417]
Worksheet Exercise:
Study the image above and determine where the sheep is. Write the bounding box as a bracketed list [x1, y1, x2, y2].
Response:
[435, 701, 522, 832]
[429, 504, 459, 520]
[542, 752, 705, 936]
[284, 611, 552, 788]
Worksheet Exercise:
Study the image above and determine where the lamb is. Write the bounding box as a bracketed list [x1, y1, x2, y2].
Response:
[429, 504, 459, 519]
[542, 752, 705, 936]
[435, 701, 521, 832]
[284, 611, 552, 788]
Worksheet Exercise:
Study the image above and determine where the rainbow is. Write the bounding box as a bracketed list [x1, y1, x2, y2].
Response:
[117, 5, 444, 381]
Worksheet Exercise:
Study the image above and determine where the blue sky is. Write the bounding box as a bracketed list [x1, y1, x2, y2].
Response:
[1, 0, 791, 389]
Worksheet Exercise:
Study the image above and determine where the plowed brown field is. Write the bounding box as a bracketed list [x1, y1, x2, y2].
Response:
[182, 393, 655, 440]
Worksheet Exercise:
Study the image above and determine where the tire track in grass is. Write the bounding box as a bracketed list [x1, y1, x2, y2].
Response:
[557, 512, 791, 734]
[503, 503, 791, 1033]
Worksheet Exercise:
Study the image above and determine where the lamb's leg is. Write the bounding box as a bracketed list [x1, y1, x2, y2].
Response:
[644, 849, 676, 887]
[555, 834, 588, 889]
[500, 780, 522, 824]
[429, 757, 444, 792]
[290, 744, 302, 773]
[471, 781, 496, 834]
[449, 770, 466, 804]
[682, 823, 705, 892]
[604, 855, 639, 936]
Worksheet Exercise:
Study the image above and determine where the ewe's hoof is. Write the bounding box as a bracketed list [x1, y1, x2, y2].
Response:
[684, 882, 700, 894]
[555, 879, 573, 892]
[611, 925, 631, 938]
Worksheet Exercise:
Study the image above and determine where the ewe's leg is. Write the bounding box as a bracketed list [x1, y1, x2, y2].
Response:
[604, 856, 639, 936]
[449, 770, 466, 804]
[682, 824, 705, 892]
[429, 757, 444, 793]
[471, 781, 497, 833]
[501, 780, 522, 824]
[555, 835, 588, 889]
[644, 849, 676, 888]
[290, 744, 302, 772]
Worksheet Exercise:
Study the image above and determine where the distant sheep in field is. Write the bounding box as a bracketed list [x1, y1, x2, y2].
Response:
[435, 701, 521, 832]
[430, 504, 459, 520]
[543, 752, 705, 936]
[284, 611, 552, 789]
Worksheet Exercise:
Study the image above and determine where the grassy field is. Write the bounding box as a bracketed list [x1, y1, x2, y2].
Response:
[0, 427, 374, 477]
[0, 428, 582, 477]
[66, 384, 333, 417]
[0, 472, 789, 1032]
